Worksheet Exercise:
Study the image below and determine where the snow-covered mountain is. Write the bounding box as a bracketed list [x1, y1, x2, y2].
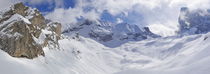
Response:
[179, 7, 210, 35]
[0, 3, 210, 74]
[62, 20, 160, 47]
[0, 29, 210, 74]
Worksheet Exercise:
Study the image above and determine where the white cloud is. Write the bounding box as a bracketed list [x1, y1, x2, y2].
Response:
[116, 18, 123, 24]
[0, 0, 19, 10]
[148, 23, 176, 37]
[2, 0, 210, 36]
[45, 6, 100, 30]
[44, 0, 210, 36]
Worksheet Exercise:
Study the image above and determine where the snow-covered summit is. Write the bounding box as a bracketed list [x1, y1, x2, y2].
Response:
[63, 20, 160, 47]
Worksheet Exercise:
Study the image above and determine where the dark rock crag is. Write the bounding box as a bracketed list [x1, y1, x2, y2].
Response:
[0, 3, 61, 59]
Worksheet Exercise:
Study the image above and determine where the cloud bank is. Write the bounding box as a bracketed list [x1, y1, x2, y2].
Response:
[0, 0, 19, 10]
[1, 0, 210, 36]
[44, 0, 210, 36]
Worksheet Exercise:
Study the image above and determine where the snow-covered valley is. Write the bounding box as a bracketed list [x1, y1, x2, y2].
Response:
[1, 32, 210, 74]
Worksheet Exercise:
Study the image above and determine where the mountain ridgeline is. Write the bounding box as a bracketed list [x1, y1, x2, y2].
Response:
[0, 3, 210, 59]
[62, 20, 161, 47]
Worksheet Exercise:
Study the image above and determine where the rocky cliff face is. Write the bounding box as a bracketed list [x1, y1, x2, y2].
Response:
[63, 20, 160, 47]
[178, 7, 210, 35]
[0, 3, 61, 59]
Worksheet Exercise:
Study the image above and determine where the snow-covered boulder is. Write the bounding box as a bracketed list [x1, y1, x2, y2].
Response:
[0, 3, 61, 59]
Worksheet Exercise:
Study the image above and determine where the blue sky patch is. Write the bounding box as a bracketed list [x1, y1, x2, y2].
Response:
[24, 0, 76, 12]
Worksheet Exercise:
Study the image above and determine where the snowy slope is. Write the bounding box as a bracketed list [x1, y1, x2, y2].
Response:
[0, 36, 117, 74]
[1, 3, 210, 74]
[115, 33, 210, 74]
[0, 31, 210, 74]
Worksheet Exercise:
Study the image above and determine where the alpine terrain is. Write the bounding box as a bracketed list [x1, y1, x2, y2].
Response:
[0, 2, 210, 74]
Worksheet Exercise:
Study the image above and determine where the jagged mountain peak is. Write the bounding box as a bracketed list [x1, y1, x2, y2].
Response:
[0, 2, 210, 74]
[63, 19, 160, 47]
[0, 3, 61, 59]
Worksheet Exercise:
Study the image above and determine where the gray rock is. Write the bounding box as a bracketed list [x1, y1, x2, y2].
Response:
[0, 3, 61, 59]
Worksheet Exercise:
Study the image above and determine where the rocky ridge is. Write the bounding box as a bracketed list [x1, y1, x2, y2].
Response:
[63, 20, 160, 47]
[0, 3, 61, 59]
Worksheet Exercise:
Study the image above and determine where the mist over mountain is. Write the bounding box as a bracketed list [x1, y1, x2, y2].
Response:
[179, 7, 210, 35]
[62, 20, 160, 47]
[0, 1, 210, 74]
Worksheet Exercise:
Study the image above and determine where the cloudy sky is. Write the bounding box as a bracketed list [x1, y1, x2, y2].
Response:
[0, 0, 210, 36]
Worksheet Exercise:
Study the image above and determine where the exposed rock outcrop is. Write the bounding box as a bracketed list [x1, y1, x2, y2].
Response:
[0, 3, 61, 59]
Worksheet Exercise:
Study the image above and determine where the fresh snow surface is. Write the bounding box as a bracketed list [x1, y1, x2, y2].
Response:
[0, 14, 31, 26]
[11, 14, 31, 24]
[0, 32, 210, 74]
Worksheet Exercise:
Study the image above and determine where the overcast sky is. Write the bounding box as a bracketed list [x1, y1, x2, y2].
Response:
[0, 0, 210, 36]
